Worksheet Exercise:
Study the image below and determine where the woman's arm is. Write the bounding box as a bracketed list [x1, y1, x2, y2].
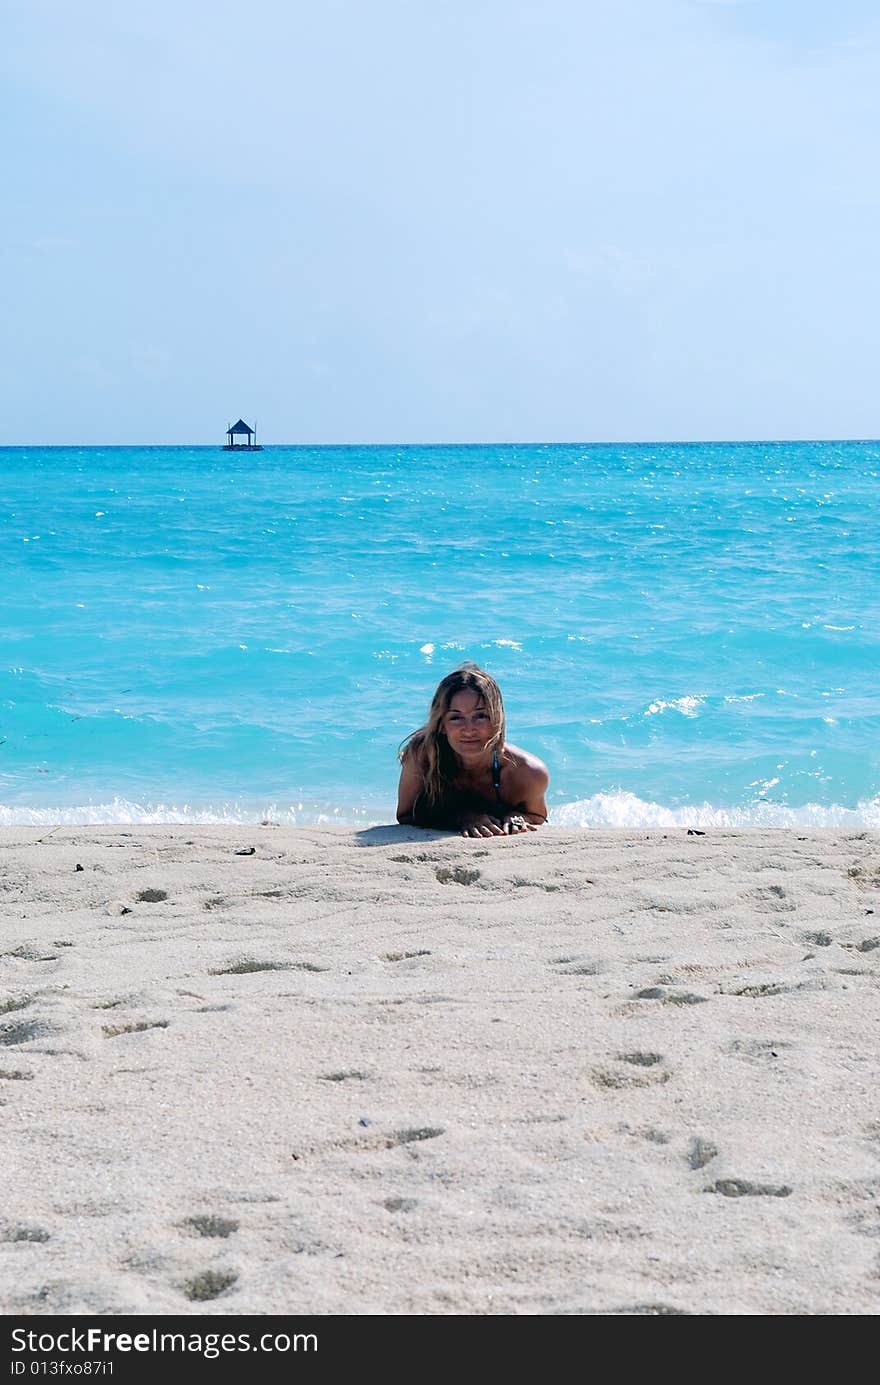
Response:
[396, 751, 425, 824]
[460, 756, 550, 838]
[520, 760, 550, 824]
[500, 754, 550, 831]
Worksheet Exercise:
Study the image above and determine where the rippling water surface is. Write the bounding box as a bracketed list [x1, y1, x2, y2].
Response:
[1, 441, 878, 825]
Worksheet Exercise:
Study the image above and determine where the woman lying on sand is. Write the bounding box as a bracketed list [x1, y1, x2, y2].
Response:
[397, 663, 550, 838]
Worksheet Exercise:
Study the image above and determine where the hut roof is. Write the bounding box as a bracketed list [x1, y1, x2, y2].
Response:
[227, 418, 254, 435]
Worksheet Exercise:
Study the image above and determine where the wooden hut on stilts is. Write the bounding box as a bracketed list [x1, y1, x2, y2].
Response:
[223, 419, 263, 451]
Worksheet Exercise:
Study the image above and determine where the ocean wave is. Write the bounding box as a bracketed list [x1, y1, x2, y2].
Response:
[643, 696, 705, 718]
[551, 791, 880, 829]
[0, 799, 380, 828]
[2, 791, 879, 829]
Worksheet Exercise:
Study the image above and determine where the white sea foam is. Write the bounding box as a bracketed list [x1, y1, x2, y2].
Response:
[643, 696, 704, 717]
[0, 799, 380, 828]
[2, 792, 878, 830]
[551, 791, 880, 829]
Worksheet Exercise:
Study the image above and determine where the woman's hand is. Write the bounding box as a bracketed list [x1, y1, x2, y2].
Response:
[460, 814, 506, 838]
[502, 813, 538, 834]
[460, 813, 538, 838]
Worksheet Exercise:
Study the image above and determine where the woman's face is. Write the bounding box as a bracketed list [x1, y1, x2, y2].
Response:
[442, 689, 495, 760]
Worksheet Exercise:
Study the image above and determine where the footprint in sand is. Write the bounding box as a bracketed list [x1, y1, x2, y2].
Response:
[728, 981, 791, 998]
[7, 945, 59, 963]
[181, 1214, 239, 1239]
[383, 1197, 418, 1213]
[290, 1123, 445, 1162]
[389, 1126, 445, 1147]
[591, 1053, 670, 1089]
[0, 997, 33, 1016]
[846, 863, 880, 889]
[209, 959, 328, 975]
[618, 1124, 670, 1145]
[0, 1018, 51, 1046]
[706, 1178, 791, 1198]
[723, 978, 818, 998]
[687, 1137, 719, 1170]
[101, 1020, 169, 1038]
[56, 1199, 133, 1219]
[634, 986, 708, 1005]
[1, 1224, 50, 1243]
[752, 884, 796, 913]
[552, 956, 610, 976]
[836, 936, 880, 958]
[608, 1303, 692, 1315]
[434, 866, 480, 885]
[180, 1269, 238, 1302]
[729, 1038, 789, 1060]
[511, 877, 561, 891]
[838, 1175, 880, 1236]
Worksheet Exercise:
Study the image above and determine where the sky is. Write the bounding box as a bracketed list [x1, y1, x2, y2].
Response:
[3, 0, 880, 444]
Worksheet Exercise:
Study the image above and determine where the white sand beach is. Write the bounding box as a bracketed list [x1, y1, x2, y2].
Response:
[1, 824, 879, 1316]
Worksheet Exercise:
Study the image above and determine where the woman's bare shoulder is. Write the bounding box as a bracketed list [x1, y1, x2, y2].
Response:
[502, 743, 550, 785]
[399, 734, 425, 766]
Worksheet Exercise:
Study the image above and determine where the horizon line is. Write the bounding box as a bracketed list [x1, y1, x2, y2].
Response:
[2, 436, 879, 449]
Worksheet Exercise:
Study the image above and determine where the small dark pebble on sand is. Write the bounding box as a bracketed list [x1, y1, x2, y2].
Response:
[234, 847, 256, 856]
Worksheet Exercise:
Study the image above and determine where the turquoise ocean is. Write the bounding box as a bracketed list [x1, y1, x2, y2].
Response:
[2, 441, 878, 827]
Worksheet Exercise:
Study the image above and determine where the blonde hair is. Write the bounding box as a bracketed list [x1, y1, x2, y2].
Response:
[399, 662, 506, 805]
